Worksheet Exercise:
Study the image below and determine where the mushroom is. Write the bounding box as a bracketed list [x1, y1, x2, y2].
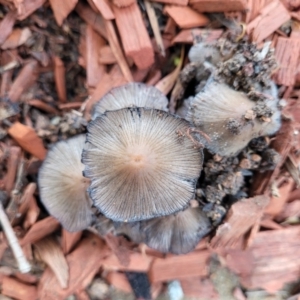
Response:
[82, 107, 203, 222]
[38, 134, 93, 232]
[141, 207, 211, 254]
[187, 81, 281, 156]
[91, 82, 169, 120]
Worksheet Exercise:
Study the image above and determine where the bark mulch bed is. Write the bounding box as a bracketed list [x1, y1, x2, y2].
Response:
[0, 0, 300, 299]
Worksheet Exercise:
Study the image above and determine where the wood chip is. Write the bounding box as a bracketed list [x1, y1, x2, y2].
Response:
[189, 0, 247, 12]
[102, 252, 153, 272]
[180, 278, 218, 299]
[34, 237, 69, 289]
[104, 20, 133, 81]
[0, 11, 17, 45]
[53, 56, 67, 103]
[112, 0, 135, 7]
[49, 0, 78, 26]
[8, 122, 47, 160]
[113, 2, 154, 70]
[2, 276, 38, 300]
[164, 5, 209, 29]
[234, 226, 300, 292]
[20, 217, 60, 246]
[61, 229, 82, 254]
[90, 0, 114, 20]
[27, 99, 59, 114]
[149, 251, 210, 283]
[99, 45, 117, 64]
[172, 29, 223, 44]
[38, 234, 109, 300]
[274, 37, 300, 86]
[106, 272, 133, 293]
[210, 196, 270, 250]
[8, 59, 39, 103]
[23, 195, 40, 230]
[247, 1, 290, 43]
[86, 25, 106, 88]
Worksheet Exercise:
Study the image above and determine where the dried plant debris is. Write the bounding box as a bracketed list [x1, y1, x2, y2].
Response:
[38, 134, 93, 232]
[91, 82, 169, 119]
[141, 207, 211, 254]
[187, 81, 281, 156]
[83, 107, 203, 222]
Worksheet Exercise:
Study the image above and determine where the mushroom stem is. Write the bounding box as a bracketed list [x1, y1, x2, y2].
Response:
[0, 202, 31, 273]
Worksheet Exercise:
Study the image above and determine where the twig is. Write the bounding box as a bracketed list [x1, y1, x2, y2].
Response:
[0, 202, 31, 273]
[144, 0, 165, 57]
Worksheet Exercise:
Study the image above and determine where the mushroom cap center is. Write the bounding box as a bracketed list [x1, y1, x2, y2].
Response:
[125, 144, 156, 173]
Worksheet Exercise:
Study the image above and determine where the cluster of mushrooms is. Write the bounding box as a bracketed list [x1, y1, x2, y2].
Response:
[38, 39, 282, 255]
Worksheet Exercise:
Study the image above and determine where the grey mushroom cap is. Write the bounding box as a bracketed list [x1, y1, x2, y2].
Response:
[83, 107, 203, 222]
[141, 207, 211, 254]
[187, 81, 281, 157]
[38, 134, 93, 232]
[91, 82, 169, 120]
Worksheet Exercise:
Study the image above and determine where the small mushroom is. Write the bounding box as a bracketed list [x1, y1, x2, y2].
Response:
[38, 134, 93, 232]
[92, 82, 169, 120]
[83, 107, 203, 222]
[141, 207, 211, 254]
[187, 81, 281, 156]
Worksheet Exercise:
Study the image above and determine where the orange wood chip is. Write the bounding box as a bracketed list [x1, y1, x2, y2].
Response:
[2, 276, 38, 300]
[8, 59, 39, 103]
[8, 122, 47, 160]
[210, 195, 270, 250]
[49, 0, 78, 26]
[274, 36, 300, 86]
[102, 252, 153, 272]
[164, 5, 209, 29]
[113, 2, 154, 70]
[61, 229, 82, 254]
[233, 226, 300, 293]
[0, 11, 17, 45]
[23, 195, 40, 230]
[112, 0, 135, 7]
[104, 20, 133, 81]
[189, 0, 247, 12]
[53, 56, 67, 103]
[1, 27, 32, 50]
[20, 217, 60, 246]
[149, 251, 210, 283]
[86, 25, 106, 88]
[90, 0, 114, 20]
[99, 45, 117, 64]
[173, 28, 223, 44]
[247, 1, 290, 43]
[38, 234, 109, 300]
[106, 272, 132, 293]
[180, 278, 218, 299]
[27, 99, 58, 114]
